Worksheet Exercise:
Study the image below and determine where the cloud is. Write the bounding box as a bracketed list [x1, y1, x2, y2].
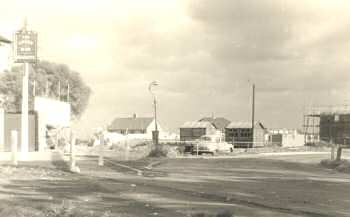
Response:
[2, 0, 350, 137]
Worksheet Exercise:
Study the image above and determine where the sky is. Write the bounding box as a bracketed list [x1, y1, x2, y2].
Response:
[0, 0, 350, 138]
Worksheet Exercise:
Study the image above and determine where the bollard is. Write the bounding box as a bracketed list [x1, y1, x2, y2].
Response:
[98, 134, 104, 166]
[11, 130, 18, 166]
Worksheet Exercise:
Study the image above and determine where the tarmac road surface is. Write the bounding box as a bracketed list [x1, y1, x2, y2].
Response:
[74, 153, 350, 217]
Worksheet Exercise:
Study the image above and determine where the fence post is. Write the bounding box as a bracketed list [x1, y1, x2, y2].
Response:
[98, 133, 104, 166]
[336, 145, 342, 161]
[11, 130, 18, 166]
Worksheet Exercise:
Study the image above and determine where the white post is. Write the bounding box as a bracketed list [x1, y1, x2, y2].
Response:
[11, 130, 18, 166]
[21, 62, 29, 155]
[98, 133, 104, 166]
[125, 128, 129, 161]
[70, 133, 76, 170]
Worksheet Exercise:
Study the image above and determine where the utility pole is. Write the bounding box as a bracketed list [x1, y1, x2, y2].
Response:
[149, 81, 159, 148]
[251, 83, 255, 148]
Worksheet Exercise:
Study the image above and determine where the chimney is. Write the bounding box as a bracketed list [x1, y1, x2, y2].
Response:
[133, 113, 137, 119]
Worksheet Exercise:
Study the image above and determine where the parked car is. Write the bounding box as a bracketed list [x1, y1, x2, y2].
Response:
[192, 135, 233, 155]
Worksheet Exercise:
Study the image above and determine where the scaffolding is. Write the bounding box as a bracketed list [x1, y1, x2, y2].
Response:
[303, 104, 350, 145]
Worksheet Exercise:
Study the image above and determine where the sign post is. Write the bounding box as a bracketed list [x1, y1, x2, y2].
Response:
[13, 20, 37, 156]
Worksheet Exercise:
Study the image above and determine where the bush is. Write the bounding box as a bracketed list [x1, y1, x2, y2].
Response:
[148, 146, 168, 158]
[320, 159, 350, 173]
[335, 161, 350, 173]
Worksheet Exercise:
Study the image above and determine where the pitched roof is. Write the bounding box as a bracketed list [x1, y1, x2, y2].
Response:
[199, 117, 231, 130]
[108, 117, 154, 131]
[0, 35, 11, 44]
[199, 117, 215, 122]
[226, 121, 265, 129]
[181, 121, 215, 129]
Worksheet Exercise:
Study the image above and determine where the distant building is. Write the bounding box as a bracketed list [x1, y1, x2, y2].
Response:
[0, 34, 11, 73]
[199, 117, 231, 132]
[225, 121, 266, 148]
[268, 129, 304, 147]
[108, 114, 162, 139]
[180, 121, 217, 141]
[319, 113, 350, 145]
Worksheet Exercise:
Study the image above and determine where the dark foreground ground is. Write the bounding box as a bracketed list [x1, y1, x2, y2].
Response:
[0, 152, 349, 217]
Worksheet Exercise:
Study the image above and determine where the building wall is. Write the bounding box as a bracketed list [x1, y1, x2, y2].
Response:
[225, 127, 266, 148]
[146, 119, 163, 137]
[319, 114, 350, 144]
[268, 129, 304, 147]
[180, 128, 206, 141]
[0, 112, 38, 152]
[34, 97, 71, 151]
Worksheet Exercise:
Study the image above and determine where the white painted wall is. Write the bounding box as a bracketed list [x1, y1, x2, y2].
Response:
[34, 97, 71, 150]
[0, 43, 12, 73]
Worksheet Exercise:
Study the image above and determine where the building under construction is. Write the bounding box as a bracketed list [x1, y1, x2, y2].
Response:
[303, 105, 350, 145]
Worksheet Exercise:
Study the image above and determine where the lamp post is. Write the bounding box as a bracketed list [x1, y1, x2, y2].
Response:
[149, 81, 159, 147]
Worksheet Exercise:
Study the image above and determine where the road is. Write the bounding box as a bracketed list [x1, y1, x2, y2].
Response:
[0, 152, 349, 217]
[75, 152, 350, 217]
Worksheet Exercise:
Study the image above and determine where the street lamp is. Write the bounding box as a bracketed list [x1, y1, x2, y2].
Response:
[149, 81, 159, 147]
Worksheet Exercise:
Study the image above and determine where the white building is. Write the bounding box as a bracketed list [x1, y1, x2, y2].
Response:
[268, 129, 304, 147]
[0, 34, 12, 73]
[108, 114, 163, 140]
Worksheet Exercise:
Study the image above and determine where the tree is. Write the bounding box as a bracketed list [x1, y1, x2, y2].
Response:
[0, 60, 91, 119]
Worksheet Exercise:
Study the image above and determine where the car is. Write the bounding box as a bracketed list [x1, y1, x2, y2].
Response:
[192, 135, 233, 155]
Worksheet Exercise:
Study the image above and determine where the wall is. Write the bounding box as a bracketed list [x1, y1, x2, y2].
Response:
[268, 130, 304, 147]
[319, 114, 350, 144]
[225, 127, 266, 148]
[180, 128, 206, 141]
[34, 97, 71, 151]
[0, 43, 11, 73]
[146, 119, 163, 138]
[0, 112, 38, 152]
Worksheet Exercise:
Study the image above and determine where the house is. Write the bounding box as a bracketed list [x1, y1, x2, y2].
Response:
[180, 121, 217, 141]
[268, 129, 304, 147]
[199, 117, 231, 132]
[108, 114, 162, 139]
[225, 121, 266, 148]
[0, 34, 11, 73]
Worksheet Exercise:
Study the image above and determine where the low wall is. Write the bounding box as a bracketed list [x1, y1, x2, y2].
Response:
[0, 151, 63, 161]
